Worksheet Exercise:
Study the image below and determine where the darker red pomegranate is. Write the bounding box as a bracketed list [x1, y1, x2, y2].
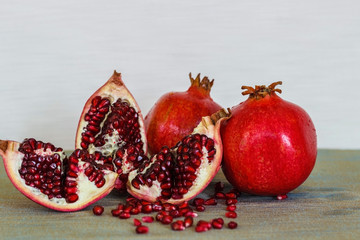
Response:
[128, 109, 231, 204]
[221, 82, 317, 197]
[75, 71, 148, 191]
[145, 73, 222, 154]
[0, 138, 117, 211]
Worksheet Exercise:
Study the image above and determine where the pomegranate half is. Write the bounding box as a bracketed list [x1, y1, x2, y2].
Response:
[75, 71, 148, 191]
[127, 108, 231, 204]
[0, 138, 118, 211]
[221, 82, 317, 196]
[145, 73, 222, 154]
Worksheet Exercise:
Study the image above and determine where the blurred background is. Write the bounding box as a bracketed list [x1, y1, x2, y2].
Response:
[0, 0, 359, 150]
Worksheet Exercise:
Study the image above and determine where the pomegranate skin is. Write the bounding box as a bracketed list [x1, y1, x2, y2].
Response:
[145, 73, 222, 154]
[221, 83, 317, 196]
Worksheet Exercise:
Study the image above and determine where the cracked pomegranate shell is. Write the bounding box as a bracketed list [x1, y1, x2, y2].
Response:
[0, 138, 118, 212]
[127, 108, 231, 204]
[75, 71, 148, 191]
[145, 73, 222, 154]
[221, 82, 317, 196]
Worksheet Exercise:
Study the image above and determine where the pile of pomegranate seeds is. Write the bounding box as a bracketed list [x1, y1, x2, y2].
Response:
[92, 181, 240, 234]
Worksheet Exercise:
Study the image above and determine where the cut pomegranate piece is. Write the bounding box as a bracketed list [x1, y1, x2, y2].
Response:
[127, 109, 231, 204]
[75, 71, 148, 191]
[0, 138, 117, 212]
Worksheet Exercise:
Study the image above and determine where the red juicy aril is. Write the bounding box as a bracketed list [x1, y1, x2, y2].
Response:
[0, 138, 117, 211]
[127, 109, 231, 204]
[75, 71, 148, 191]
[221, 82, 317, 196]
[145, 73, 222, 154]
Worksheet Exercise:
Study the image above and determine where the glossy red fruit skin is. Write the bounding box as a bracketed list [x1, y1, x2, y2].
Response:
[145, 73, 222, 154]
[221, 82, 317, 196]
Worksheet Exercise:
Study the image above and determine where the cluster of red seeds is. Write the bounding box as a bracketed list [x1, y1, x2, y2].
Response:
[93, 181, 239, 234]
[131, 133, 216, 200]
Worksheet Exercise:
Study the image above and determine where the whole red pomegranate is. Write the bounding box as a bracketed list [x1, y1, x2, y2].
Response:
[221, 82, 317, 197]
[145, 73, 222, 154]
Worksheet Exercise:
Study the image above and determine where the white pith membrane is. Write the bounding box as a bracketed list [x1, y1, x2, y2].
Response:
[127, 109, 230, 204]
[75, 72, 148, 189]
[0, 140, 118, 212]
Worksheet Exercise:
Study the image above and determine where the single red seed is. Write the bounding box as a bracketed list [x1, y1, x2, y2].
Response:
[228, 221, 238, 229]
[171, 220, 185, 231]
[195, 205, 205, 212]
[225, 211, 237, 218]
[136, 225, 149, 234]
[133, 218, 142, 226]
[276, 194, 288, 200]
[226, 198, 238, 205]
[142, 216, 154, 223]
[184, 216, 193, 227]
[178, 201, 189, 209]
[204, 198, 217, 206]
[92, 205, 104, 216]
[226, 204, 237, 211]
[111, 209, 121, 217]
[211, 219, 223, 229]
[193, 198, 204, 206]
[142, 204, 153, 213]
[161, 215, 173, 224]
[184, 211, 198, 218]
[215, 192, 226, 199]
[225, 192, 237, 199]
[119, 212, 131, 219]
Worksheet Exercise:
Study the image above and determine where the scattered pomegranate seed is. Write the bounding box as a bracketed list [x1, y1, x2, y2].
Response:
[92, 205, 104, 216]
[133, 218, 142, 226]
[142, 216, 154, 223]
[142, 204, 153, 213]
[204, 198, 217, 206]
[193, 198, 205, 206]
[228, 221, 238, 229]
[211, 218, 224, 229]
[226, 198, 238, 205]
[184, 211, 198, 218]
[171, 220, 185, 231]
[276, 194, 288, 200]
[225, 192, 237, 199]
[111, 208, 121, 217]
[226, 204, 236, 211]
[214, 181, 225, 192]
[195, 220, 212, 232]
[161, 215, 173, 224]
[225, 211, 237, 218]
[178, 202, 189, 209]
[136, 225, 149, 234]
[184, 216, 193, 227]
[119, 212, 131, 219]
[215, 192, 226, 199]
[195, 205, 205, 212]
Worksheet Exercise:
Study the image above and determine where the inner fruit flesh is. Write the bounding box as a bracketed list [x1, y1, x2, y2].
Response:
[17, 138, 112, 204]
[131, 133, 216, 200]
[79, 96, 148, 186]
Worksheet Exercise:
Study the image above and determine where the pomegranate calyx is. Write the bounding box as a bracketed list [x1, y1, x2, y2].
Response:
[209, 108, 231, 125]
[241, 81, 282, 99]
[109, 70, 124, 87]
[188, 73, 214, 95]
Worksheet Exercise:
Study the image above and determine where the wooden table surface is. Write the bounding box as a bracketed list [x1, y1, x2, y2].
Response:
[0, 149, 359, 239]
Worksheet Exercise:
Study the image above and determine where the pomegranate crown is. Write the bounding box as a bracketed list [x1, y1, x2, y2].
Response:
[189, 73, 214, 92]
[241, 81, 282, 99]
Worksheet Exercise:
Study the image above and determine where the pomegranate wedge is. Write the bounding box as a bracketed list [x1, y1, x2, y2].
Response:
[127, 108, 231, 204]
[0, 138, 118, 212]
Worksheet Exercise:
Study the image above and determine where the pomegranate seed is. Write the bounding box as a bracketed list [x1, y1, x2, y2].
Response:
[195, 220, 212, 232]
[136, 225, 149, 234]
[276, 194, 288, 200]
[195, 205, 205, 212]
[133, 218, 142, 226]
[193, 198, 205, 206]
[142, 216, 154, 223]
[226, 204, 237, 211]
[171, 220, 185, 231]
[215, 192, 226, 199]
[228, 221, 238, 229]
[225, 211, 237, 218]
[211, 218, 224, 229]
[184, 216, 194, 227]
[92, 205, 104, 216]
[226, 198, 238, 205]
[119, 212, 131, 219]
[170, 210, 181, 218]
[184, 211, 198, 218]
[142, 204, 153, 213]
[214, 181, 224, 192]
[204, 198, 217, 205]
[178, 201, 189, 209]
[225, 192, 237, 199]
[161, 215, 173, 224]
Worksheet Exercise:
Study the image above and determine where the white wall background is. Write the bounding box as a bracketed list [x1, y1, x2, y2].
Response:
[0, 0, 359, 150]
